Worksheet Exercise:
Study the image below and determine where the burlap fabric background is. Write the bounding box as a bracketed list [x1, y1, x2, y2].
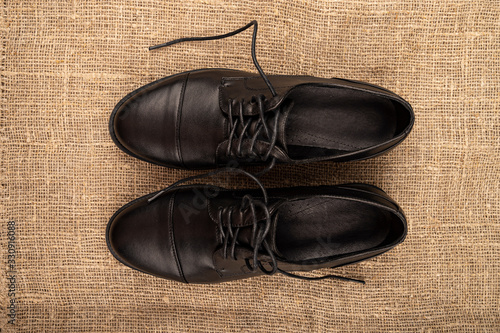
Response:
[0, 0, 498, 332]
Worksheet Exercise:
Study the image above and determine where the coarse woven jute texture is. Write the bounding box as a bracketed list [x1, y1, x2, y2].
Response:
[0, 0, 499, 332]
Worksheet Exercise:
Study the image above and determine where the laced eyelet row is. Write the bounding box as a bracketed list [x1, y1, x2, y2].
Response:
[226, 94, 279, 163]
[217, 194, 277, 275]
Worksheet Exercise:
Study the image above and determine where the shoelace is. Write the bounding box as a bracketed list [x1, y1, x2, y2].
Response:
[226, 94, 279, 172]
[217, 193, 278, 275]
[149, 21, 279, 174]
[148, 167, 365, 284]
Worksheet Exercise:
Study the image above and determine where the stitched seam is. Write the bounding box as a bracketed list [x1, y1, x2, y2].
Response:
[279, 104, 291, 148]
[222, 75, 311, 81]
[207, 196, 220, 223]
[218, 85, 227, 113]
[243, 75, 311, 91]
[215, 141, 226, 165]
[213, 249, 254, 278]
[223, 76, 408, 105]
[175, 73, 189, 168]
[213, 250, 225, 277]
[168, 192, 187, 283]
[336, 186, 400, 211]
[219, 76, 309, 108]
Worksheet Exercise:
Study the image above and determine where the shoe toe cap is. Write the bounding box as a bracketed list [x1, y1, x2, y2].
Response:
[106, 196, 185, 282]
[110, 75, 189, 167]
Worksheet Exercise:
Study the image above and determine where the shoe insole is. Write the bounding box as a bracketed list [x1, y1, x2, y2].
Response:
[284, 86, 397, 159]
[275, 197, 393, 261]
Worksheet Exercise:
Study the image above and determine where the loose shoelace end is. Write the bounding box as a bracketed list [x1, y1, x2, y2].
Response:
[149, 40, 178, 51]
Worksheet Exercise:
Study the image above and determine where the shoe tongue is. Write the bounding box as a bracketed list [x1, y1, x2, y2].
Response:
[223, 96, 293, 160]
[234, 199, 286, 258]
[208, 192, 287, 257]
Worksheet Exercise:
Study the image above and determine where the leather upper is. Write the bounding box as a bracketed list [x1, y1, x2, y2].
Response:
[110, 69, 414, 169]
[106, 183, 407, 284]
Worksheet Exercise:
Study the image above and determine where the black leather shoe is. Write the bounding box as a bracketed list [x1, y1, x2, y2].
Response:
[110, 21, 414, 170]
[106, 169, 407, 284]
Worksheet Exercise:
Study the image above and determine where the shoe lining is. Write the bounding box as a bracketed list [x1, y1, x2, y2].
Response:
[275, 197, 399, 262]
[284, 86, 398, 159]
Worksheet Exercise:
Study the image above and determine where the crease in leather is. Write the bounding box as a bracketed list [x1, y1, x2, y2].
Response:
[175, 73, 189, 168]
[167, 191, 187, 283]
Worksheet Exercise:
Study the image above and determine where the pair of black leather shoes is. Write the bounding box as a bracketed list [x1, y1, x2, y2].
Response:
[106, 21, 414, 284]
